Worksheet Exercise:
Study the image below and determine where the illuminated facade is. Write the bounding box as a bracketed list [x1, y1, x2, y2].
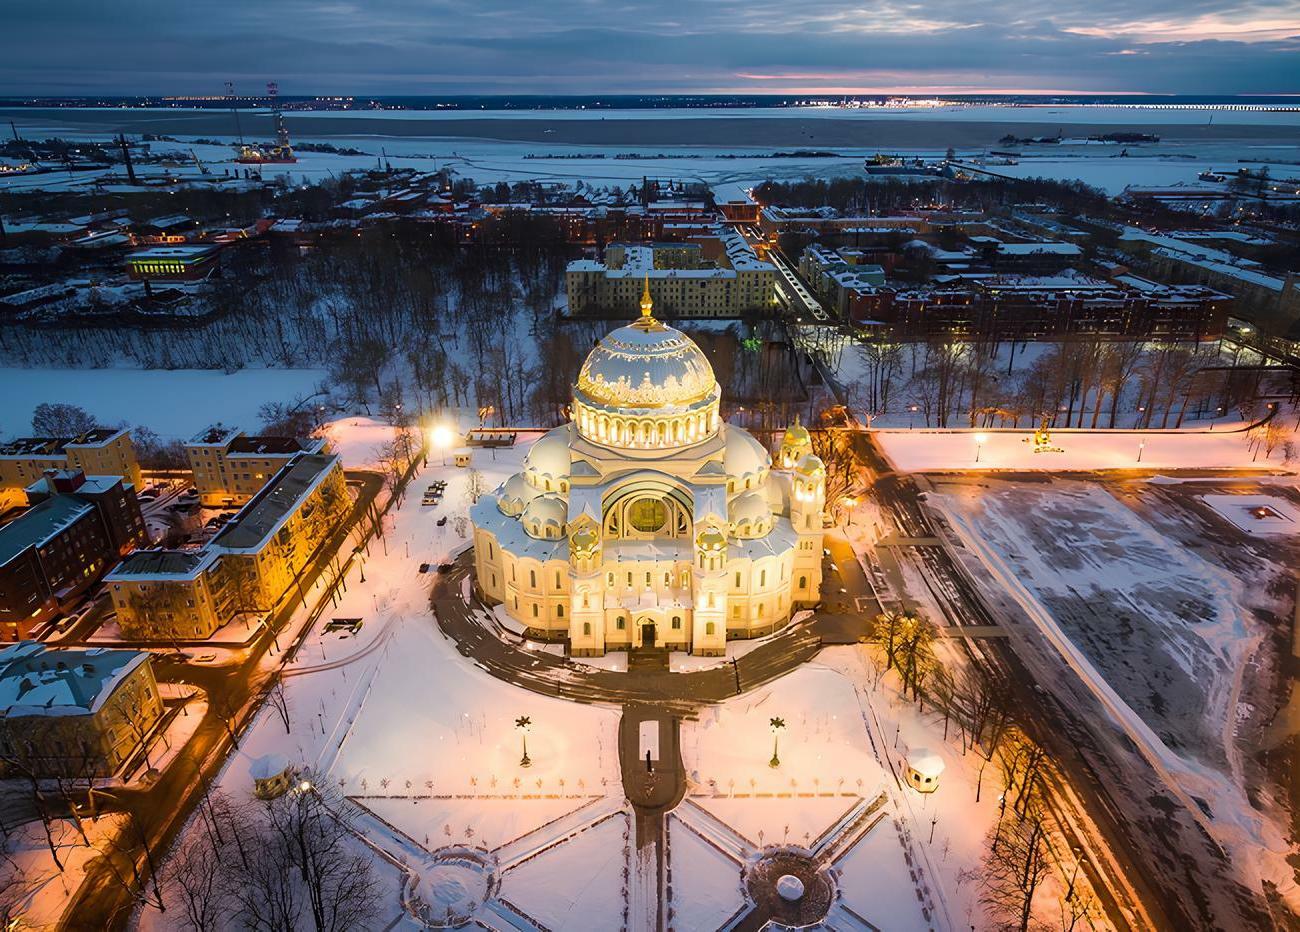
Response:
[472, 283, 823, 656]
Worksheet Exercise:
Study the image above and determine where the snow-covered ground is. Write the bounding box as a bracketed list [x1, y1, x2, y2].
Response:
[680, 654, 1010, 930]
[0, 366, 326, 440]
[877, 426, 1295, 472]
[927, 475, 1300, 911]
[6, 102, 1300, 196]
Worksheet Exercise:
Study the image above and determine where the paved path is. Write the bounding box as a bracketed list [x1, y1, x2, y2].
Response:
[430, 552, 829, 714]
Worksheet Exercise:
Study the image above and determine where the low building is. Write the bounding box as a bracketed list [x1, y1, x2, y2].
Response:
[185, 425, 328, 507]
[872, 277, 1230, 341]
[566, 229, 777, 319]
[125, 243, 222, 282]
[107, 453, 349, 640]
[0, 472, 147, 640]
[800, 245, 888, 320]
[102, 549, 229, 640]
[0, 642, 163, 777]
[0, 428, 143, 507]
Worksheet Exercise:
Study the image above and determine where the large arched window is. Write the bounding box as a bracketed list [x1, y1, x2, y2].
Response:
[629, 498, 667, 533]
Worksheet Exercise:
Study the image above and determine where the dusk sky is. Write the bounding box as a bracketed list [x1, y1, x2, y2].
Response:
[4, 0, 1299, 97]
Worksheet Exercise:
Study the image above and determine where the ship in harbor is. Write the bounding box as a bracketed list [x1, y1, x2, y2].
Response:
[234, 82, 297, 164]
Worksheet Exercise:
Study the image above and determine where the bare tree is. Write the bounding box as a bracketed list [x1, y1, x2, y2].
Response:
[167, 829, 231, 931]
[233, 834, 304, 932]
[981, 809, 1051, 931]
[465, 468, 486, 505]
[31, 402, 98, 437]
[262, 777, 380, 932]
[268, 678, 292, 734]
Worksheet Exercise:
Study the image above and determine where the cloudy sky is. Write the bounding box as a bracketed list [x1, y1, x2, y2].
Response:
[4, 0, 1298, 96]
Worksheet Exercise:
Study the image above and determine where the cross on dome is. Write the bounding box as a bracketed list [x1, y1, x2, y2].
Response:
[632, 273, 666, 333]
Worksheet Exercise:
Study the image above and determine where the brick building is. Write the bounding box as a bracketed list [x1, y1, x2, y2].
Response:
[0, 472, 147, 640]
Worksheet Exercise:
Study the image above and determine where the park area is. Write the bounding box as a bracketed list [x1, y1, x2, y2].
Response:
[926, 473, 1300, 906]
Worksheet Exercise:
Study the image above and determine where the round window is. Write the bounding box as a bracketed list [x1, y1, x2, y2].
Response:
[628, 498, 668, 533]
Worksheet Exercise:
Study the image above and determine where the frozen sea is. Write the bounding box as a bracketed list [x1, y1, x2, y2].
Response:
[3, 103, 1299, 195]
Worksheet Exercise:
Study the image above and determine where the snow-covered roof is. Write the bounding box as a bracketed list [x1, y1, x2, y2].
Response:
[908, 748, 945, 777]
[0, 643, 150, 718]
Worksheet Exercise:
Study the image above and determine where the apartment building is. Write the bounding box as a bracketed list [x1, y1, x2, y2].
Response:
[566, 229, 777, 318]
[0, 428, 143, 507]
[107, 453, 349, 640]
[0, 472, 147, 640]
[185, 425, 328, 507]
[0, 642, 163, 777]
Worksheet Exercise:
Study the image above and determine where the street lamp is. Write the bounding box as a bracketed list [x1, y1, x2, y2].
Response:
[842, 497, 857, 527]
[1137, 439, 1146, 463]
[974, 432, 988, 464]
[769, 716, 785, 768]
[1066, 846, 1086, 900]
[516, 715, 532, 768]
[430, 424, 454, 466]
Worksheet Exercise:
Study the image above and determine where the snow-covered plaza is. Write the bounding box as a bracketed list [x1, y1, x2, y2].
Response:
[125, 417, 1022, 931]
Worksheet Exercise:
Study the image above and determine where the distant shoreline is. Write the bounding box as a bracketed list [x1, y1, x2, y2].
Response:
[4, 109, 1297, 149]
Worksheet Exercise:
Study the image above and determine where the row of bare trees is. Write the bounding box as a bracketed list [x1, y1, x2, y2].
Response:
[861, 612, 1103, 929]
[847, 336, 1270, 430]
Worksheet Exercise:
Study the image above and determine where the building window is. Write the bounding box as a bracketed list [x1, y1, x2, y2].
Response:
[798, 575, 807, 590]
[530, 570, 537, 588]
[532, 604, 539, 618]
[557, 604, 565, 618]
[583, 622, 591, 635]
[672, 616, 681, 630]
[616, 616, 626, 630]
[628, 498, 668, 533]
[705, 622, 715, 635]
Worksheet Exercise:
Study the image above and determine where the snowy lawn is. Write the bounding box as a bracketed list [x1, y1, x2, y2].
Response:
[666, 815, 746, 929]
[358, 795, 601, 852]
[0, 366, 326, 440]
[682, 663, 886, 797]
[497, 812, 629, 931]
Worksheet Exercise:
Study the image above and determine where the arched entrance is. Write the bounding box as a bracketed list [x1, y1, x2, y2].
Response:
[637, 613, 660, 649]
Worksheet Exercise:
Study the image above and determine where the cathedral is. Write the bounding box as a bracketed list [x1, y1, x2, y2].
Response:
[470, 283, 825, 656]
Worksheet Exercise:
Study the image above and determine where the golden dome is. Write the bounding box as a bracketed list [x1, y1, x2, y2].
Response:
[575, 297, 718, 410]
[782, 415, 811, 448]
[696, 526, 727, 551]
[795, 454, 826, 477]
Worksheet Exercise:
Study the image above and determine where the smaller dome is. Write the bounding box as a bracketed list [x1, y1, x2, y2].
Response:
[729, 490, 772, 539]
[524, 427, 571, 490]
[782, 417, 811, 448]
[795, 454, 825, 478]
[724, 426, 771, 483]
[522, 494, 567, 540]
[696, 526, 727, 552]
[497, 473, 539, 516]
[570, 526, 600, 555]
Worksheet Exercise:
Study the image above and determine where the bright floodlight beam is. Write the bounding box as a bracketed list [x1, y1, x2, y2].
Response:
[431, 424, 454, 465]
